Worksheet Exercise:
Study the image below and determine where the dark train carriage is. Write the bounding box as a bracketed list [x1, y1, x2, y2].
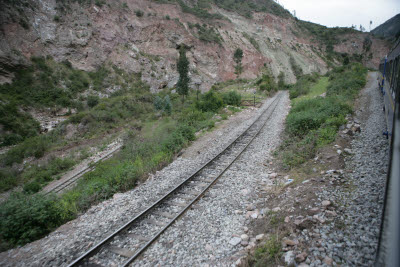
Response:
[379, 41, 400, 141]
[376, 40, 400, 266]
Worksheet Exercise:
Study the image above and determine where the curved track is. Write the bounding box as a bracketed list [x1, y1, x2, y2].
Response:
[68, 92, 285, 266]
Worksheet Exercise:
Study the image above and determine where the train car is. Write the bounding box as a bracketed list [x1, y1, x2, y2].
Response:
[379, 40, 400, 141]
[376, 40, 400, 266]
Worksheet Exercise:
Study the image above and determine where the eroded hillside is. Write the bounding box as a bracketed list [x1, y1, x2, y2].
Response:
[0, 0, 389, 90]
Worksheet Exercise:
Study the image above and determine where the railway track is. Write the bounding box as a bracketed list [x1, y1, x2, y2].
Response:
[68, 92, 284, 267]
[43, 145, 121, 195]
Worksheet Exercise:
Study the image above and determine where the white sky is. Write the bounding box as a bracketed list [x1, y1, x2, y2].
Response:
[277, 0, 400, 31]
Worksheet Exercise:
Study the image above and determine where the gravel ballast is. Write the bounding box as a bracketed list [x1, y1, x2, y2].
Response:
[309, 72, 389, 266]
[276, 72, 389, 267]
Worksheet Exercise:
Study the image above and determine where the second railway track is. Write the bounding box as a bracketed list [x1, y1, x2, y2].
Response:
[68, 92, 285, 267]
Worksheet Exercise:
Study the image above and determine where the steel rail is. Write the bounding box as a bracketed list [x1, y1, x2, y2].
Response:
[68, 92, 283, 266]
[122, 91, 284, 266]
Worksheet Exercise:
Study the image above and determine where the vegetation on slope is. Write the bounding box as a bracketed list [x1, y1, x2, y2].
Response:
[0, 57, 115, 147]
[153, 0, 290, 19]
[0, 73, 247, 250]
[278, 63, 367, 169]
[371, 13, 400, 41]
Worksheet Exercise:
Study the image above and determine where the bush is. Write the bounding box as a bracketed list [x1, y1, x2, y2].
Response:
[222, 91, 242, 106]
[196, 91, 224, 112]
[327, 63, 367, 98]
[135, 9, 144, 17]
[2, 134, 53, 166]
[0, 193, 67, 246]
[154, 95, 172, 115]
[176, 124, 195, 141]
[289, 56, 303, 78]
[289, 73, 320, 99]
[0, 102, 40, 146]
[257, 73, 277, 93]
[286, 97, 351, 137]
[87, 95, 99, 108]
[278, 71, 286, 89]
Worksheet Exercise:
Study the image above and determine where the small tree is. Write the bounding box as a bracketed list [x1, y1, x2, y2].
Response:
[233, 48, 243, 77]
[176, 46, 190, 103]
[278, 71, 285, 89]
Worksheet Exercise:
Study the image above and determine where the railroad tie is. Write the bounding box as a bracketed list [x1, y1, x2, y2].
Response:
[109, 246, 135, 258]
[177, 194, 195, 201]
[182, 190, 201, 197]
[167, 200, 188, 207]
[153, 211, 176, 219]
[147, 219, 167, 227]
[127, 233, 150, 242]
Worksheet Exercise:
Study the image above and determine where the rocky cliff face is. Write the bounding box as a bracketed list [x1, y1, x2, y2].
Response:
[0, 0, 390, 90]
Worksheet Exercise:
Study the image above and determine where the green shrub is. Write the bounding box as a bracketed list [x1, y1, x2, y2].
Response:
[177, 124, 195, 141]
[278, 71, 286, 89]
[87, 95, 99, 108]
[286, 97, 351, 137]
[95, 0, 105, 7]
[242, 32, 260, 51]
[253, 234, 282, 265]
[289, 56, 303, 78]
[0, 193, 68, 246]
[0, 102, 40, 146]
[0, 168, 19, 192]
[327, 63, 367, 98]
[222, 91, 242, 106]
[23, 181, 42, 193]
[196, 91, 224, 112]
[154, 95, 172, 115]
[257, 73, 276, 93]
[289, 73, 320, 99]
[135, 9, 144, 17]
[2, 134, 53, 166]
[192, 23, 222, 44]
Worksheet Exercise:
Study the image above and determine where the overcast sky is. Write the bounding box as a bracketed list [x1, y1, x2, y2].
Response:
[277, 0, 400, 31]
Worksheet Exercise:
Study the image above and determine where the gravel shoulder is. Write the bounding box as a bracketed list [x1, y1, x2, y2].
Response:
[1, 92, 290, 266]
[241, 72, 388, 267]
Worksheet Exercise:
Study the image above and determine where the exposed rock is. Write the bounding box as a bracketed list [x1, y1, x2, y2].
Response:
[344, 148, 353, 154]
[229, 237, 242, 247]
[323, 256, 333, 266]
[246, 204, 256, 211]
[282, 239, 297, 246]
[269, 173, 278, 179]
[294, 218, 314, 230]
[308, 207, 320, 215]
[240, 234, 249, 242]
[296, 252, 308, 263]
[272, 207, 281, 212]
[283, 251, 295, 266]
[325, 210, 337, 217]
[255, 234, 265, 241]
[321, 200, 331, 207]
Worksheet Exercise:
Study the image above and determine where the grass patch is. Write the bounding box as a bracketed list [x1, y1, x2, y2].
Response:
[277, 63, 367, 169]
[292, 76, 329, 104]
[252, 234, 282, 266]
